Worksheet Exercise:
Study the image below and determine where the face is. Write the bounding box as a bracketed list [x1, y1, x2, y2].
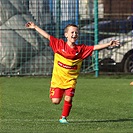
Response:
[65, 26, 79, 44]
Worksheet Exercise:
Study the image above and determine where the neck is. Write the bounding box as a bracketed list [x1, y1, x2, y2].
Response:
[67, 41, 75, 48]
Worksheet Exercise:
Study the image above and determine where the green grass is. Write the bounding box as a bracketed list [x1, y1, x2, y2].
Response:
[0, 76, 133, 133]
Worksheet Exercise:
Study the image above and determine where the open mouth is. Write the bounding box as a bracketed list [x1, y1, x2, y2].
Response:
[72, 36, 77, 39]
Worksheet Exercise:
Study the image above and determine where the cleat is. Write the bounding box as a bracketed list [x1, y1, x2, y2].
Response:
[59, 117, 68, 124]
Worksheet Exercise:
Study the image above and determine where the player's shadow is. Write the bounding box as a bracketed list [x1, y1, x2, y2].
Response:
[70, 118, 133, 123]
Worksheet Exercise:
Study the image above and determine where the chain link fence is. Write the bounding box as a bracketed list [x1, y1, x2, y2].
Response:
[0, 0, 132, 76]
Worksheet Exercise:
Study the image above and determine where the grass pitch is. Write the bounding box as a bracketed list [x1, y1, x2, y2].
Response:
[0, 75, 132, 133]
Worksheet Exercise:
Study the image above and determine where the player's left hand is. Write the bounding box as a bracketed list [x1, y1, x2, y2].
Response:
[109, 40, 120, 47]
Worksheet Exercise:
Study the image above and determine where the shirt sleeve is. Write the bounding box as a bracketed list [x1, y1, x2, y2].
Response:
[49, 36, 65, 53]
[49, 36, 59, 53]
[81, 45, 94, 59]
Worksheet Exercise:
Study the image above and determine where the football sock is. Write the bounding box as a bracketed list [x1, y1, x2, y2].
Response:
[61, 100, 72, 117]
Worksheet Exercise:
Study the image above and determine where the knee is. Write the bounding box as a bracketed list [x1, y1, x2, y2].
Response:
[64, 96, 72, 103]
[51, 98, 61, 104]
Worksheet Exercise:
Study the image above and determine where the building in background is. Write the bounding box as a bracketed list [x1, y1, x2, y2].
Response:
[79, 0, 132, 20]
[103, 0, 133, 19]
[79, 0, 104, 19]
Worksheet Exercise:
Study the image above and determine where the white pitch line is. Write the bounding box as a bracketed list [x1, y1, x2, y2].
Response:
[0, 118, 132, 123]
[0, 118, 95, 122]
[0, 119, 56, 122]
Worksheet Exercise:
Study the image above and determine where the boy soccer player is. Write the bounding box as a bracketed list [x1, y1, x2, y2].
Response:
[25, 22, 120, 124]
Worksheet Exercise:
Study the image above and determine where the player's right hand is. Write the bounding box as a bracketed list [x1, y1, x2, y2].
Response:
[25, 22, 36, 29]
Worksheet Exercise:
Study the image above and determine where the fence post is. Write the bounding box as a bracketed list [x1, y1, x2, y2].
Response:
[75, 0, 79, 26]
[94, 0, 99, 77]
[56, 0, 61, 38]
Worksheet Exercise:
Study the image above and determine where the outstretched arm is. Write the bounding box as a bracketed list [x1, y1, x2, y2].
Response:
[25, 22, 50, 40]
[94, 40, 120, 50]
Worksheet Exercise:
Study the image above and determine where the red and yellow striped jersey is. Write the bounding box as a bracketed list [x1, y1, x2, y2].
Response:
[49, 36, 94, 89]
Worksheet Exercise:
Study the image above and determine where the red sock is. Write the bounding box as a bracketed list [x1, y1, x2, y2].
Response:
[61, 100, 72, 117]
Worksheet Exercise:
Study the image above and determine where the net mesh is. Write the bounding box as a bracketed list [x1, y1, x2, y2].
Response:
[0, 0, 132, 76]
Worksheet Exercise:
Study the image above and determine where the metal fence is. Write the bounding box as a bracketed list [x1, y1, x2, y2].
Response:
[0, 0, 133, 76]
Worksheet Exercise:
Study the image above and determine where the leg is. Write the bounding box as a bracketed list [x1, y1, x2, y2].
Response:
[61, 95, 73, 117]
[59, 88, 75, 123]
[51, 98, 62, 104]
[49, 88, 64, 104]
